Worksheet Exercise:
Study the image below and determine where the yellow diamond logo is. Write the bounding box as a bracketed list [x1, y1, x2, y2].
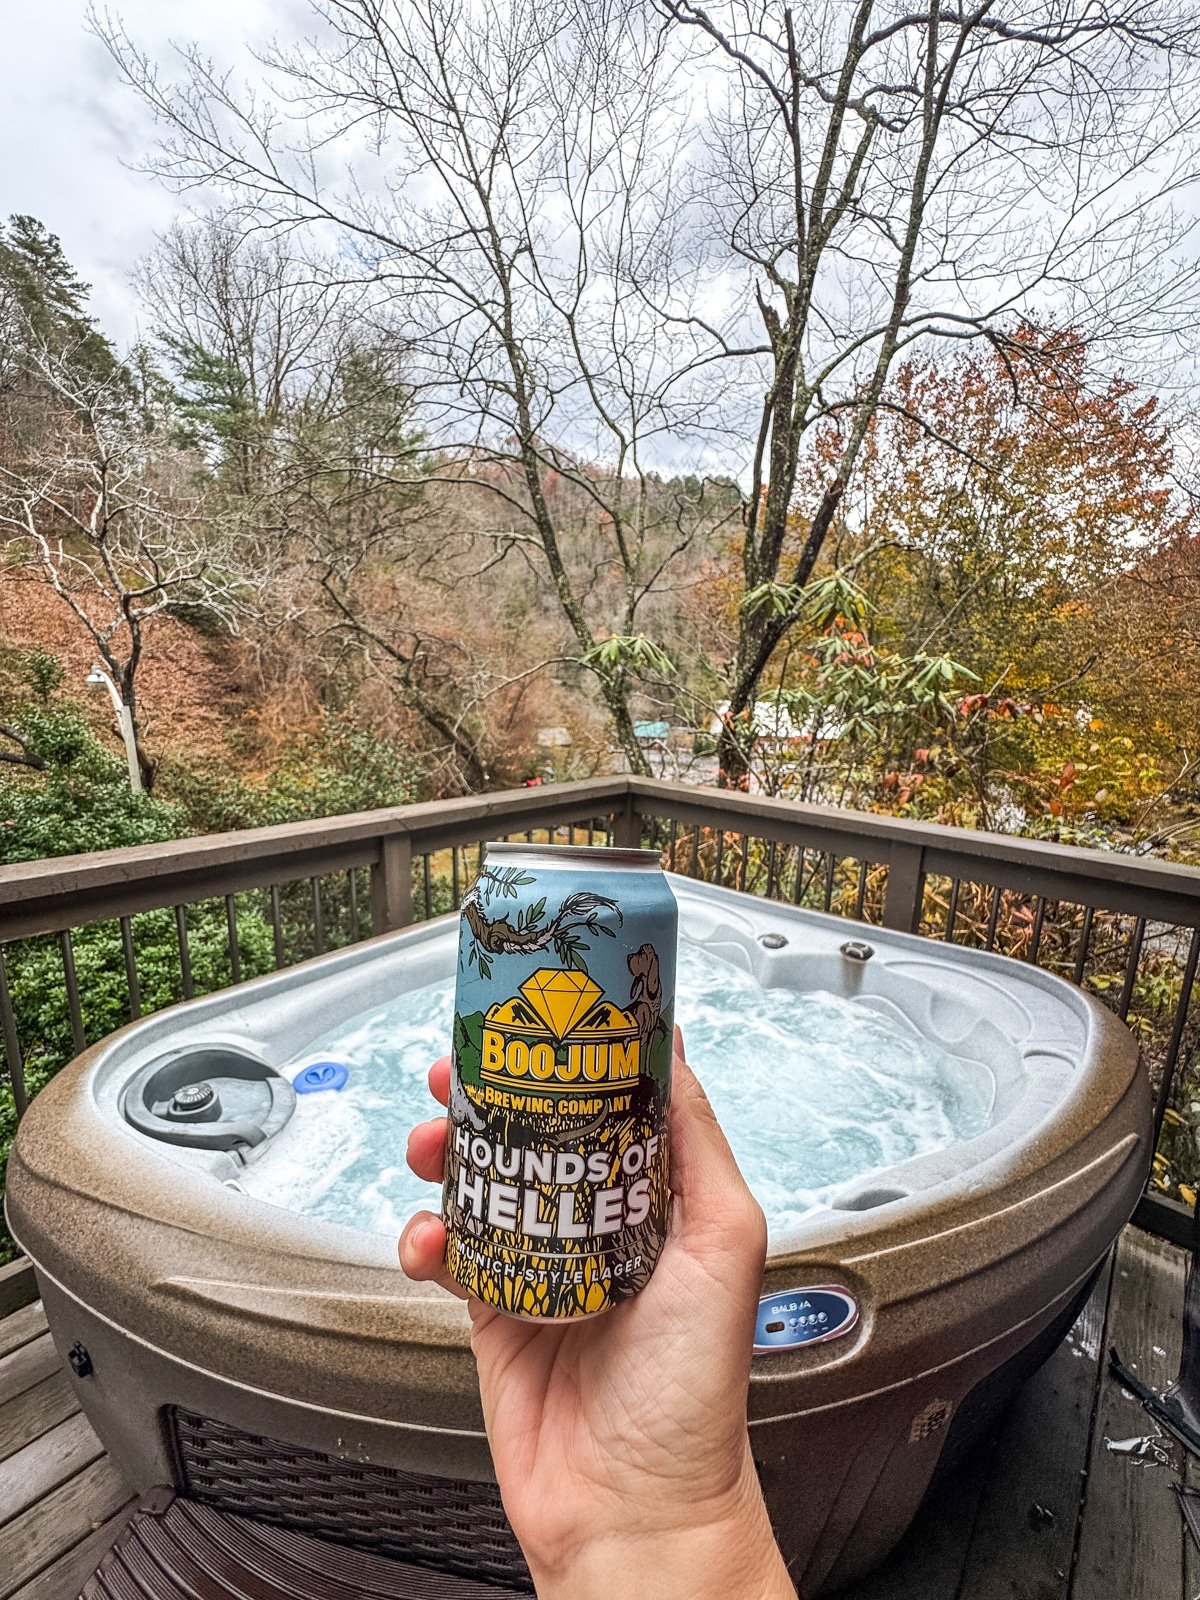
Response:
[518, 968, 603, 1038]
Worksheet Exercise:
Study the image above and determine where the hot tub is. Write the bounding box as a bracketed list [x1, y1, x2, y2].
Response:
[5, 877, 1150, 1595]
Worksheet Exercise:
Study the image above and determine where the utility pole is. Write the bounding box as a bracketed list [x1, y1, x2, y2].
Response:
[85, 665, 143, 793]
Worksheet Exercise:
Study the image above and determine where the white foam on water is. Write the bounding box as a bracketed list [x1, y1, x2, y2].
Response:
[237, 941, 993, 1239]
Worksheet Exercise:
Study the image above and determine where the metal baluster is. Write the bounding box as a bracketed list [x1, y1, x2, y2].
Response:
[423, 854, 433, 920]
[1154, 927, 1200, 1143]
[311, 879, 325, 956]
[269, 886, 285, 969]
[984, 885, 1003, 951]
[587, 820, 596, 845]
[175, 906, 195, 999]
[60, 931, 86, 1053]
[120, 916, 141, 1020]
[452, 847, 461, 908]
[1027, 896, 1048, 965]
[766, 841, 778, 898]
[1116, 916, 1147, 1022]
[855, 861, 869, 922]
[691, 826, 700, 879]
[0, 947, 27, 1118]
[715, 829, 725, 887]
[793, 846, 806, 904]
[737, 835, 748, 892]
[942, 879, 960, 942]
[823, 855, 836, 913]
[348, 870, 361, 943]
[1073, 905, 1095, 986]
[226, 894, 241, 983]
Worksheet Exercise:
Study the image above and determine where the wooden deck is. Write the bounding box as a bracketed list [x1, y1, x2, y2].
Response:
[0, 1228, 1192, 1600]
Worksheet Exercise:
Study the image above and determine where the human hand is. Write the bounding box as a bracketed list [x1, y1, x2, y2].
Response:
[400, 1028, 795, 1600]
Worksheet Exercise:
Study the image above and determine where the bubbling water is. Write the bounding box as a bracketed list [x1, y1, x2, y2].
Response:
[237, 941, 993, 1239]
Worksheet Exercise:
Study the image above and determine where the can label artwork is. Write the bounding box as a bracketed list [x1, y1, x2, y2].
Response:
[443, 844, 676, 1319]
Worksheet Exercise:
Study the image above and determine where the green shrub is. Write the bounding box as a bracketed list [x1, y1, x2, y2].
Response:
[0, 691, 274, 1261]
[0, 705, 186, 860]
[170, 718, 419, 833]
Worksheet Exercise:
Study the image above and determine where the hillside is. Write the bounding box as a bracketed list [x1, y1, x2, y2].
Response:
[0, 569, 255, 767]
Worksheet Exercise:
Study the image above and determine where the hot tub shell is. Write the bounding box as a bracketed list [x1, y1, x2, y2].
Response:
[6, 878, 1151, 1595]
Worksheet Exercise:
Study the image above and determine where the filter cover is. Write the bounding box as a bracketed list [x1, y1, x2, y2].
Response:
[293, 1060, 350, 1094]
[121, 1047, 295, 1152]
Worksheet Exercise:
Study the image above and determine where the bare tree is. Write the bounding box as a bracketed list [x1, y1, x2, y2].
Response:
[139, 219, 390, 499]
[658, 0, 1200, 782]
[94, 0, 737, 778]
[0, 340, 249, 786]
[141, 216, 505, 790]
[94, 0, 1200, 787]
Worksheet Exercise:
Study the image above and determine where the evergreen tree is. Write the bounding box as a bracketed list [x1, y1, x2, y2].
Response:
[0, 214, 122, 385]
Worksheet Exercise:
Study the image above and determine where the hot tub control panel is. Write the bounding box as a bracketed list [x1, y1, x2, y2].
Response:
[754, 1286, 858, 1353]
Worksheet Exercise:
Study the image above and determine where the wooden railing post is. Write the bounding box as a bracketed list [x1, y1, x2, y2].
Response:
[611, 790, 641, 850]
[883, 844, 926, 934]
[371, 835, 413, 934]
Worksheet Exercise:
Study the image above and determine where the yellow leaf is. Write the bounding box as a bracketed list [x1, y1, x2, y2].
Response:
[1181, 1185, 1197, 1208]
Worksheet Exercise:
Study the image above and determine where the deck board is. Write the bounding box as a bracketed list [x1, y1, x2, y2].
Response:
[956, 1258, 1115, 1600]
[0, 1227, 1193, 1600]
[0, 1412, 106, 1530]
[1071, 1232, 1187, 1600]
[0, 1372, 80, 1465]
[0, 1305, 47, 1362]
[9, 1506, 138, 1600]
[0, 1455, 132, 1600]
[0, 1336, 60, 1409]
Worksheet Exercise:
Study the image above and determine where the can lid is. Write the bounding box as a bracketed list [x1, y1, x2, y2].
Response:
[485, 841, 663, 871]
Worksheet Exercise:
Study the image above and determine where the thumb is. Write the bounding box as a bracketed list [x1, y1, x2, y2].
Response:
[668, 1026, 766, 1260]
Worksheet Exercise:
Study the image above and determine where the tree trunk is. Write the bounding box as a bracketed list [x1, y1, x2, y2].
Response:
[604, 680, 653, 779]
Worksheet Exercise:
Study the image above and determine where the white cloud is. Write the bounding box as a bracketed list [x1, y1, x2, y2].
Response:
[0, 0, 302, 347]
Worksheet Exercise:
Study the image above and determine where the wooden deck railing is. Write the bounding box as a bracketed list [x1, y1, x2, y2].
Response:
[2, 776, 1198, 1243]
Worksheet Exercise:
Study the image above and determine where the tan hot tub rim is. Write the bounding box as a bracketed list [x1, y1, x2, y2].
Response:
[6, 897, 1148, 1417]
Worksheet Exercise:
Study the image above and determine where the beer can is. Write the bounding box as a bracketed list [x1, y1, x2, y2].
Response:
[442, 841, 677, 1319]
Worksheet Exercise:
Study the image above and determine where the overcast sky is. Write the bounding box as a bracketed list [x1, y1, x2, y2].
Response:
[1, 1, 302, 347]
[6, 0, 1200, 450]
